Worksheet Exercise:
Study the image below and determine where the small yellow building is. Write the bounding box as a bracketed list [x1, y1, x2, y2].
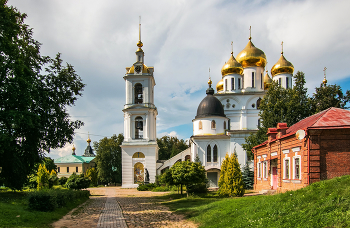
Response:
[55, 137, 96, 178]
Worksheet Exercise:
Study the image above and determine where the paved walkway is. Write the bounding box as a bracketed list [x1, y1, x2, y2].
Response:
[97, 188, 127, 228]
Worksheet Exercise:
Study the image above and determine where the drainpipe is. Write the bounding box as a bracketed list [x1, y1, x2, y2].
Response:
[307, 129, 310, 185]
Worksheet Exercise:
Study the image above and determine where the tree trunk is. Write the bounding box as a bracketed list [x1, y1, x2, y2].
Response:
[181, 184, 183, 195]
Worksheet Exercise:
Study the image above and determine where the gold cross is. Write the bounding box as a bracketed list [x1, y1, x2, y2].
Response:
[323, 67, 327, 77]
[249, 26, 252, 40]
[231, 41, 233, 54]
[281, 41, 284, 54]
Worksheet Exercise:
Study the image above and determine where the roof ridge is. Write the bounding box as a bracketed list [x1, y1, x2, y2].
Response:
[311, 107, 332, 127]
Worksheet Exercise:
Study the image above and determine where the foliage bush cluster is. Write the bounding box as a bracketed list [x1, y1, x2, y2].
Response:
[137, 183, 157, 191]
[59, 177, 68, 186]
[28, 189, 90, 211]
[242, 162, 254, 190]
[65, 173, 90, 190]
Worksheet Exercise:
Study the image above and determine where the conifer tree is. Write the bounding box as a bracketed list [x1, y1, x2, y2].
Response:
[37, 164, 50, 190]
[218, 153, 245, 197]
[242, 162, 254, 189]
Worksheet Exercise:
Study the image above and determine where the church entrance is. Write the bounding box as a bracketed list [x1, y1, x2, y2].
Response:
[207, 172, 218, 187]
[134, 162, 144, 184]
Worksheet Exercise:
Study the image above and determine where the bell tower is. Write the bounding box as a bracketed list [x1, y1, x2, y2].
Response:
[121, 20, 158, 188]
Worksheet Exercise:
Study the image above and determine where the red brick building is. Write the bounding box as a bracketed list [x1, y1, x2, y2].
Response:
[253, 107, 350, 193]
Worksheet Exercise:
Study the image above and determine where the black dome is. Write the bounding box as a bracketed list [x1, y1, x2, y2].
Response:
[195, 87, 226, 118]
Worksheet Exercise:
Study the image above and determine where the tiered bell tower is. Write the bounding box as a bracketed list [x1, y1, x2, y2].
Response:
[121, 22, 158, 188]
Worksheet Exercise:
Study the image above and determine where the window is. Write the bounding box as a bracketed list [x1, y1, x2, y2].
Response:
[58, 167, 60, 173]
[279, 78, 281, 86]
[225, 79, 228, 91]
[134, 83, 143, 104]
[231, 78, 235, 90]
[263, 161, 268, 178]
[257, 97, 261, 109]
[207, 145, 211, 162]
[138, 55, 142, 62]
[286, 78, 289, 89]
[252, 72, 255, 88]
[213, 145, 218, 162]
[135, 116, 143, 139]
[261, 73, 263, 89]
[67, 167, 69, 173]
[199, 121, 202, 130]
[224, 121, 226, 130]
[294, 157, 300, 179]
[284, 158, 290, 179]
[211, 120, 216, 129]
[258, 162, 261, 178]
[76, 167, 78, 172]
[238, 78, 241, 89]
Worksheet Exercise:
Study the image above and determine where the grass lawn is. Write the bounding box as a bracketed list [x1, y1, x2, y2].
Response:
[0, 189, 89, 228]
[160, 175, 350, 228]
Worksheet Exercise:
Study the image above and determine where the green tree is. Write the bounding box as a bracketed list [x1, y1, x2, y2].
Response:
[65, 173, 90, 190]
[86, 167, 98, 187]
[242, 162, 254, 190]
[243, 72, 311, 159]
[0, 2, 85, 190]
[94, 134, 123, 184]
[37, 164, 50, 190]
[167, 160, 206, 196]
[157, 136, 189, 160]
[218, 153, 245, 197]
[310, 83, 350, 113]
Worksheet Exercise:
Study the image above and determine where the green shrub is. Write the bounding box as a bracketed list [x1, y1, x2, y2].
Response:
[59, 177, 68, 186]
[152, 186, 171, 192]
[48, 175, 59, 188]
[65, 173, 90, 190]
[137, 183, 158, 191]
[187, 182, 208, 194]
[28, 189, 90, 211]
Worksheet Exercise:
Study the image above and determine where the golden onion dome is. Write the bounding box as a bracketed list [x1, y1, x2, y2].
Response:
[87, 137, 91, 143]
[221, 53, 243, 77]
[264, 71, 273, 90]
[216, 79, 224, 92]
[271, 54, 294, 77]
[127, 64, 150, 74]
[72, 145, 76, 151]
[236, 39, 266, 68]
[323, 76, 327, 85]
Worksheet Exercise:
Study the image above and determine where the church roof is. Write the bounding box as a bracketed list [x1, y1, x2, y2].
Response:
[54, 155, 95, 164]
[195, 83, 226, 119]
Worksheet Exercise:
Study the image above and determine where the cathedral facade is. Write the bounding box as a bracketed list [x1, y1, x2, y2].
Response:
[121, 27, 294, 188]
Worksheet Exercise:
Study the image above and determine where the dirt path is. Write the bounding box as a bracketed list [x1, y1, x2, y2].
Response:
[51, 187, 198, 228]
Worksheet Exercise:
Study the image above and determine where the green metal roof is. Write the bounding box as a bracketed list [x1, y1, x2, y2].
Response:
[54, 155, 95, 164]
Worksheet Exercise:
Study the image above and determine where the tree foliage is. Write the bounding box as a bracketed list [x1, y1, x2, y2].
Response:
[218, 153, 245, 197]
[0, 2, 85, 189]
[94, 134, 123, 184]
[86, 167, 98, 187]
[65, 173, 90, 190]
[157, 136, 189, 160]
[37, 164, 50, 190]
[161, 160, 207, 196]
[242, 162, 254, 190]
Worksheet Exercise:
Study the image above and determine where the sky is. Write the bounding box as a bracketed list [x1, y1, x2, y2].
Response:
[7, 0, 350, 159]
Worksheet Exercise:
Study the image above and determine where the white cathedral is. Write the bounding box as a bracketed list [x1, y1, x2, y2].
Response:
[121, 26, 294, 188]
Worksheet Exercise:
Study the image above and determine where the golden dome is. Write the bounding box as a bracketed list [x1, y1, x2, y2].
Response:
[72, 145, 76, 151]
[264, 71, 273, 89]
[323, 76, 327, 85]
[221, 53, 243, 76]
[208, 78, 212, 86]
[87, 137, 91, 143]
[216, 79, 223, 92]
[271, 54, 294, 77]
[127, 64, 150, 74]
[236, 40, 266, 68]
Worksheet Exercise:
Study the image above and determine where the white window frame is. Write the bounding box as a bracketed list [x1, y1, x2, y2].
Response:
[293, 156, 301, 180]
[283, 157, 290, 179]
[263, 161, 268, 179]
[257, 161, 262, 178]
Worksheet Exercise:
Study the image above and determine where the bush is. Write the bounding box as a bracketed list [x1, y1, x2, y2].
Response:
[49, 175, 59, 188]
[187, 182, 208, 194]
[28, 189, 90, 211]
[65, 173, 91, 190]
[137, 183, 158, 191]
[151, 186, 171, 192]
[59, 177, 68, 186]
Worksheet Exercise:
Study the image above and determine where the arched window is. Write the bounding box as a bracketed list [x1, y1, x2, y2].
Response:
[225, 79, 228, 91]
[135, 116, 143, 139]
[135, 83, 143, 104]
[132, 152, 145, 158]
[207, 145, 211, 162]
[199, 121, 202, 130]
[211, 120, 216, 129]
[224, 121, 226, 130]
[185, 155, 191, 161]
[231, 78, 235, 90]
[252, 72, 255, 88]
[257, 97, 262, 109]
[213, 145, 218, 162]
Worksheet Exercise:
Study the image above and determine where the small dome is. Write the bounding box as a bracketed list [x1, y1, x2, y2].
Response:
[127, 64, 150, 74]
[196, 86, 225, 119]
[236, 40, 266, 68]
[216, 79, 223, 92]
[271, 54, 294, 77]
[221, 53, 243, 76]
[264, 71, 273, 89]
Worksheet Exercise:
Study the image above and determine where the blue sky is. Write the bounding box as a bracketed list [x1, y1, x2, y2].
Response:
[7, 0, 350, 159]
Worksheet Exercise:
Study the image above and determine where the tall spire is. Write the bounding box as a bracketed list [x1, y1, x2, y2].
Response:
[323, 67, 327, 86]
[136, 16, 143, 51]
